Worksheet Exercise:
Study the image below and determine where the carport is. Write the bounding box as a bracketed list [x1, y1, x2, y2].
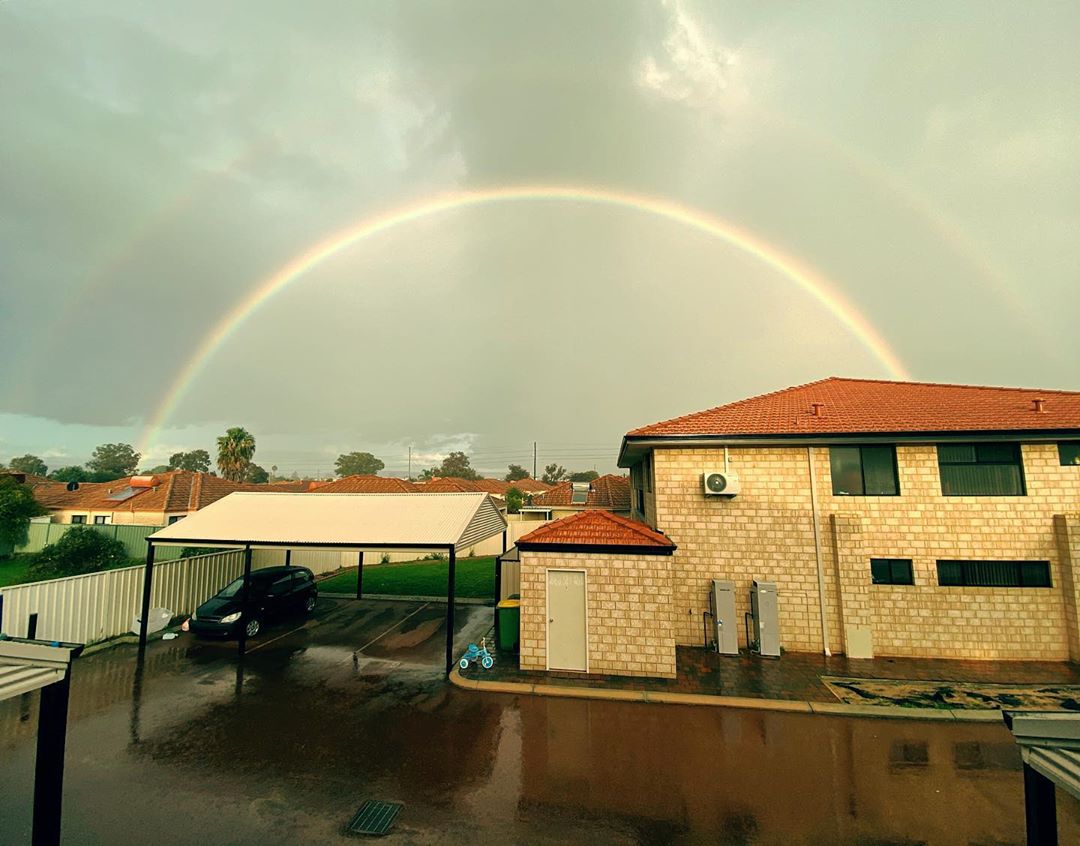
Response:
[139, 492, 507, 673]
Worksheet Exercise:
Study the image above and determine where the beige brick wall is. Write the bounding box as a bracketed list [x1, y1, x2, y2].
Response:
[652, 443, 1080, 661]
[518, 549, 677, 678]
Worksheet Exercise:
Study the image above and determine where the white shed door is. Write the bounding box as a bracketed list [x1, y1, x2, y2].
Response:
[547, 570, 587, 671]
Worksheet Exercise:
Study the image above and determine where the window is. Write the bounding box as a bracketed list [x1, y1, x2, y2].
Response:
[71, 515, 86, 524]
[937, 560, 1051, 588]
[93, 515, 108, 525]
[269, 575, 292, 597]
[871, 558, 914, 585]
[937, 443, 1025, 496]
[1059, 442, 1080, 466]
[829, 446, 899, 495]
[636, 488, 646, 515]
[167, 515, 183, 525]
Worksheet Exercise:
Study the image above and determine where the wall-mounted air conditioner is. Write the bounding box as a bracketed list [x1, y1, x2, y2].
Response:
[702, 470, 740, 497]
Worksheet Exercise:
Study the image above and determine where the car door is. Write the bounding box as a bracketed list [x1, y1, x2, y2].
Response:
[290, 570, 312, 611]
[266, 573, 294, 618]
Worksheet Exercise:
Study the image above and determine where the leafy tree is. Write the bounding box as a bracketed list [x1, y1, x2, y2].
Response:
[426, 451, 480, 480]
[49, 466, 88, 484]
[9, 454, 48, 476]
[335, 452, 385, 477]
[168, 449, 211, 473]
[0, 476, 46, 556]
[245, 464, 269, 483]
[505, 464, 530, 482]
[505, 486, 524, 514]
[542, 463, 567, 484]
[30, 526, 128, 578]
[217, 427, 256, 482]
[569, 470, 599, 482]
[86, 443, 140, 480]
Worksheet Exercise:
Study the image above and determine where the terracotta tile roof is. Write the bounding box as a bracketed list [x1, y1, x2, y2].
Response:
[505, 478, 553, 494]
[529, 474, 631, 510]
[517, 509, 675, 551]
[313, 475, 420, 494]
[626, 377, 1080, 438]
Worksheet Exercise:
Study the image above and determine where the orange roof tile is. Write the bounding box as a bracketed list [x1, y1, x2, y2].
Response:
[517, 510, 674, 552]
[626, 377, 1080, 438]
[313, 475, 420, 493]
[529, 474, 631, 510]
[505, 478, 553, 494]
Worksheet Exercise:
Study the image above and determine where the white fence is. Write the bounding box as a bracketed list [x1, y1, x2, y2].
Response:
[0, 548, 344, 645]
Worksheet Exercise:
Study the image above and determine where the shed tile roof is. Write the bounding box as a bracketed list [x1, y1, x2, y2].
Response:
[517, 510, 674, 549]
[506, 478, 554, 494]
[626, 377, 1080, 438]
[314, 475, 420, 494]
[529, 474, 631, 510]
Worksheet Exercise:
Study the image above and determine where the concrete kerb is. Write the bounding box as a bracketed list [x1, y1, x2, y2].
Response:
[448, 669, 1005, 723]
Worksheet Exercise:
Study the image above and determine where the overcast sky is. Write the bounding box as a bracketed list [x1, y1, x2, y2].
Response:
[1, 1, 1078, 478]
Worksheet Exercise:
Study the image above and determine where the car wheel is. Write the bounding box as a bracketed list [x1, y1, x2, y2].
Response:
[304, 595, 316, 613]
[245, 618, 261, 638]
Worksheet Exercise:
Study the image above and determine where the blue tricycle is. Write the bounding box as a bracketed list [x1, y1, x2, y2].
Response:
[459, 638, 495, 670]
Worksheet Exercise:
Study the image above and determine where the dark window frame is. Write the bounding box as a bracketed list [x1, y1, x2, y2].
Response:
[1059, 442, 1080, 467]
[936, 559, 1051, 588]
[871, 558, 914, 585]
[93, 515, 108, 525]
[829, 445, 900, 496]
[70, 515, 86, 524]
[937, 442, 1026, 496]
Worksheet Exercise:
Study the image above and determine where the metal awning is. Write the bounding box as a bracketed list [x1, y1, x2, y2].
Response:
[0, 638, 82, 702]
[146, 491, 506, 549]
[1004, 711, 1080, 844]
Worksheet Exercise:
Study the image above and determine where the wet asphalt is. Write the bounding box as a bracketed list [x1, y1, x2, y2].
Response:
[2, 596, 1078, 846]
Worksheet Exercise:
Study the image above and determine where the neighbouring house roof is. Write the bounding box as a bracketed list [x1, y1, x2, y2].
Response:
[505, 478, 553, 494]
[419, 477, 512, 496]
[313, 475, 420, 494]
[620, 377, 1080, 464]
[517, 510, 675, 554]
[147, 491, 507, 550]
[528, 474, 631, 511]
[32, 470, 306, 516]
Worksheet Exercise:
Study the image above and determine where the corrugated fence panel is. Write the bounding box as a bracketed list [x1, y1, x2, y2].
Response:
[16, 522, 167, 557]
[500, 562, 520, 600]
[0, 549, 249, 644]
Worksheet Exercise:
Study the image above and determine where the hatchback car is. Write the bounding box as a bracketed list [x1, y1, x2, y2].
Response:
[183, 565, 318, 639]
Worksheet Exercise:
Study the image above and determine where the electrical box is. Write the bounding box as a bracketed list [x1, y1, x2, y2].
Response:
[709, 580, 739, 655]
[750, 580, 780, 658]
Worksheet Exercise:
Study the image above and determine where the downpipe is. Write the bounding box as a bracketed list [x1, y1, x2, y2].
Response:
[806, 446, 832, 657]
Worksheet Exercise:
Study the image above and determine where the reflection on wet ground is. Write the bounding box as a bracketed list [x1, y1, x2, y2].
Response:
[2, 597, 1078, 845]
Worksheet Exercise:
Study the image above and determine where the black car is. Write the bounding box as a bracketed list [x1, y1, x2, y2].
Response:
[183, 566, 318, 639]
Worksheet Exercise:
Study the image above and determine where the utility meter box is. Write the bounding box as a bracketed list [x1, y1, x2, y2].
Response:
[750, 580, 780, 657]
[709, 579, 739, 655]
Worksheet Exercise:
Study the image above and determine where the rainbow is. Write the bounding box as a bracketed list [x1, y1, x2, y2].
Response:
[137, 185, 910, 456]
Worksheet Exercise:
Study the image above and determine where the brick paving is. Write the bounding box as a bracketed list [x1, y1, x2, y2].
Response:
[463, 642, 1080, 703]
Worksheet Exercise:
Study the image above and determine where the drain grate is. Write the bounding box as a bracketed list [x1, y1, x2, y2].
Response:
[346, 799, 404, 836]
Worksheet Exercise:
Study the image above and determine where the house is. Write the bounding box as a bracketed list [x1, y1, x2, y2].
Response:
[518, 474, 631, 521]
[505, 477, 554, 496]
[514, 377, 1080, 679]
[34, 470, 307, 526]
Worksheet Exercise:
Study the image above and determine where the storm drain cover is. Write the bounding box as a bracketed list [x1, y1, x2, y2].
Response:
[346, 800, 404, 836]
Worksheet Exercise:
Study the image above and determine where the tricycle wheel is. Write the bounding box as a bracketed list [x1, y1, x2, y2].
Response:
[458, 657, 470, 670]
[481, 656, 494, 669]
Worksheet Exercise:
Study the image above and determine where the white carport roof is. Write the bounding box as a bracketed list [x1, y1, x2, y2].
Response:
[146, 491, 507, 549]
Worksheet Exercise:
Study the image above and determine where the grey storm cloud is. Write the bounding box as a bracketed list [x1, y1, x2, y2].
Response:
[1, 0, 1078, 474]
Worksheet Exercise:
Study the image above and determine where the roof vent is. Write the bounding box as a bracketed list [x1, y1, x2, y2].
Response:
[810, 402, 825, 417]
[1032, 398, 1045, 413]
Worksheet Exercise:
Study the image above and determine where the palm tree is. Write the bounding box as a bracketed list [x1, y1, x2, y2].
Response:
[217, 427, 256, 482]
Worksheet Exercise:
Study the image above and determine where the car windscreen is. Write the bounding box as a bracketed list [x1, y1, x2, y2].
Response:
[216, 577, 246, 598]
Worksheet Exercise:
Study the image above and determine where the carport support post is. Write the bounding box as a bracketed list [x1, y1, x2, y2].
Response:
[356, 551, 364, 599]
[445, 545, 456, 675]
[494, 556, 502, 646]
[138, 542, 156, 648]
[237, 545, 253, 657]
[1023, 762, 1057, 845]
[32, 670, 72, 846]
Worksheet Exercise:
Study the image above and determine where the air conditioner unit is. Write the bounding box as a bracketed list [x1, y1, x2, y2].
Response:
[702, 470, 740, 497]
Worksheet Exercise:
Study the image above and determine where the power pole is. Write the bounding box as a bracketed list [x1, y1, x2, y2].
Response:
[533, 442, 537, 479]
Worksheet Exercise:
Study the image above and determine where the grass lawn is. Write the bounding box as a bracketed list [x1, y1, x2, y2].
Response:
[0, 555, 144, 588]
[317, 556, 496, 599]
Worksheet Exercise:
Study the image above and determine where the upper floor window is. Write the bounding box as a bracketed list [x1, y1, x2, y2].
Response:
[871, 558, 914, 585]
[1059, 442, 1080, 466]
[93, 515, 108, 525]
[71, 515, 86, 524]
[937, 559, 1051, 588]
[829, 446, 899, 496]
[938, 443, 1025, 496]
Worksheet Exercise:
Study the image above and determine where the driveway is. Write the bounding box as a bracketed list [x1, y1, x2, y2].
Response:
[2, 597, 1079, 845]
